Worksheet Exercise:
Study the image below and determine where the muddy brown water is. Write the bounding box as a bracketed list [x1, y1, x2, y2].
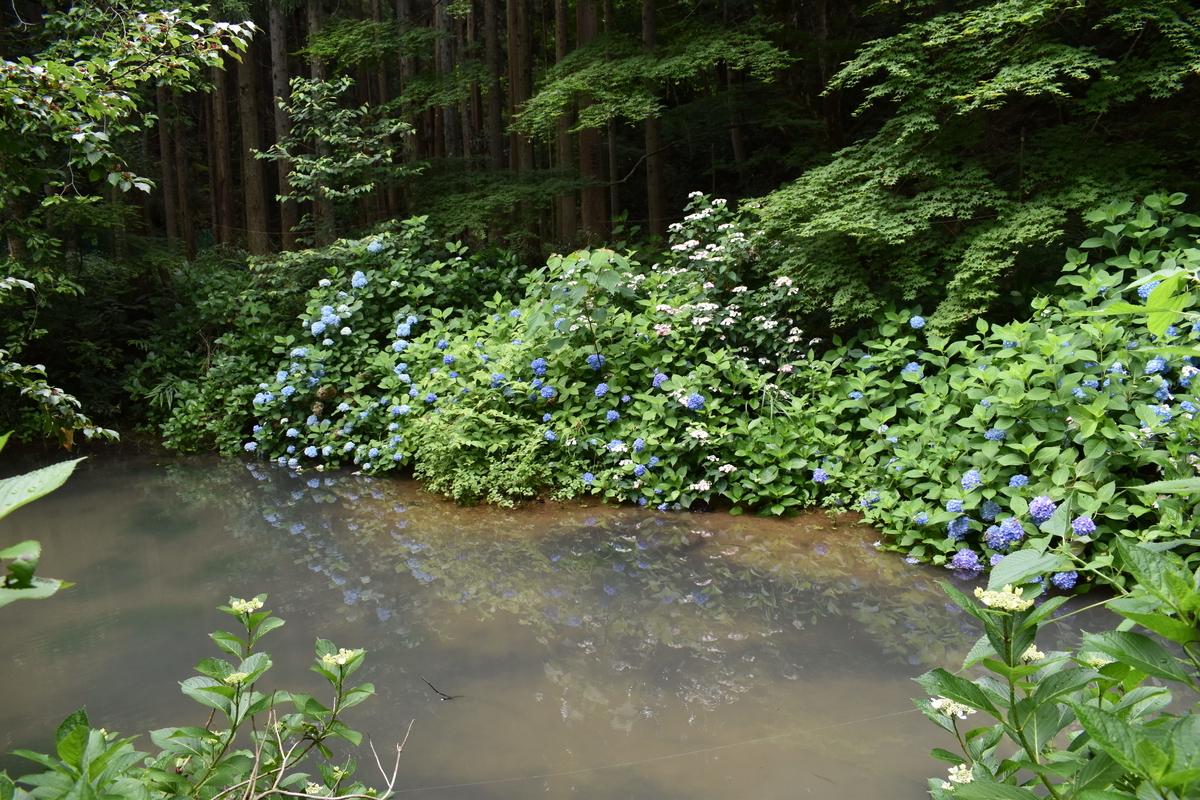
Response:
[0, 453, 1109, 798]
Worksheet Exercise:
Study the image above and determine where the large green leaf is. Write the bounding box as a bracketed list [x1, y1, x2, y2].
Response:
[987, 550, 1070, 591]
[1128, 478, 1200, 494]
[1084, 631, 1193, 685]
[0, 576, 69, 608]
[950, 783, 1042, 800]
[1070, 703, 1141, 775]
[0, 457, 84, 520]
[915, 669, 1001, 718]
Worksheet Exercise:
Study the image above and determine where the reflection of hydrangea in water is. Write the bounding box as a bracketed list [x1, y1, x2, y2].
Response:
[1051, 571, 1078, 590]
[1029, 496, 1057, 523]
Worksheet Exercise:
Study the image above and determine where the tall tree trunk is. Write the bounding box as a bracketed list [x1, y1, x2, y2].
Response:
[507, 0, 534, 174]
[173, 99, 195, 259]
[238, 42, 270, 255]
[554, 0, 575, 243]
[269, 0, 299, 249]
[211, 63, 236, 245]
[438, 0, 461, 158]
[307, 0, 335, 243]
[642, 0, 667, 238]
[576, 0, 605, 238]
[484, 0, 505, 169]
[156, 85, 179, 248]
[604, 0, 620, 221]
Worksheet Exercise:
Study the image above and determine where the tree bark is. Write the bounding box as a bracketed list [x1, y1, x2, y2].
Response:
[507, 0, 534, 174]
[643, 0, 667, 238]
[438, 0, 461, 158]
[238, 41, 270, 255]
[307, 0, 335, 243]
[211, 63, 236, 245]
[604, 0, 620, 221]
[269, 0, 299, 249]
[484, 0, 505, 169]
[577, 0, 605, 237]
[156, 84, 179, 248]
[554, 0, 575, 243]
[173, 99, 195, 259]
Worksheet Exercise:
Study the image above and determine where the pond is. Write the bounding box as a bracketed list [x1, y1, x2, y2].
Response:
[0, 452, 1109, 798]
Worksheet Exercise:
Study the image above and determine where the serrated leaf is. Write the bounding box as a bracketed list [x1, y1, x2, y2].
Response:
[0, 458, 83, 519]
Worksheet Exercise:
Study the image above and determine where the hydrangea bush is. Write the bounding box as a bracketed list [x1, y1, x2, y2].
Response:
[152, 192, 1200, 584]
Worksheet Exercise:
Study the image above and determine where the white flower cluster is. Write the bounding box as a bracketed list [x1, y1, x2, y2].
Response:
[930, 697, 977, 720]
[229, 597, 264, 614]
[321, 647, 360, 667]
[689, 479, 712, 491]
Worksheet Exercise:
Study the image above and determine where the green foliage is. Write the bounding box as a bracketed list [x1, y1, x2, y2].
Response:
[915, 540, 1200, 798]
[514, 24, 793, 139]
[2, 597, 399, 799]
[0, 1, 254, 260]
[0, 431, 80, 608]
[751, 0, 1200, 329]
[257, 77, 419, 243]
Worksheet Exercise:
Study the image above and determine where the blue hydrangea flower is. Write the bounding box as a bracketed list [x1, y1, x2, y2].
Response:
[352, 270, 368, 288]
[848, 391, 864, 400]
[425, 393, 438, 403]
[652, 373, 668, 388]
[509, 309, 521, 318]
[1182, 401, 1198, 414]
[634, 464, 646, 477]
[437, 339, 449, 350]
[1008, 474, 1029, 488]
[981, 500, 1001, 522]
[1072, 387, 1087, 399]
[984, 428, 1006, 441]
[587, 353, 606, 370]
[946, 499, 964, 513]
[1050, 571, 1078, 590]
[949, 549, 981, 571]
[901, 362, 922, 374]
[633, 438, 645, 453]
[544, 430, 557, 442]
[947, 517, 971, 540]
[1082, 379, 1099, 389]
[531, 357, 548, 376]
[1071, 516, 1097, 536]
[291, 347, 309, 358]
[607, 439, 624, 452]
[685, 393, 705, 410]
[281, 385, 296, 397]
[304, 446, 318, 458]
[1029, 495, 1057, 523]
[244, 442, 257, 452]
[1002, 340, 1018, 349]
[1138, 280, 1161, 300]
[366, 240, 382, 254]
[582, 472, 595, 485]
[595, 383, 609, 398]
[812, 468, 829, 483]
[1146, 357, 1168, 375]
[621, 395, 631, 403]
[542, 413, 552, 422]
[648, 456, 660, 467]
[396, 323, 411, 337]
[606, 410, 620, 422]
[909, 316, 925, 329]
[962, 470, 982, 491]
[914, 512, 929, 526]
[990, 554, 1005, 567]
[285, 427, 299, 437]
[541, 385, 557, 399]
[443, 354, 455, 366]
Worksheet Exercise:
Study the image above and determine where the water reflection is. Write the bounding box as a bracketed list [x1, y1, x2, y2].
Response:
[0, 454, 1104, 799]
